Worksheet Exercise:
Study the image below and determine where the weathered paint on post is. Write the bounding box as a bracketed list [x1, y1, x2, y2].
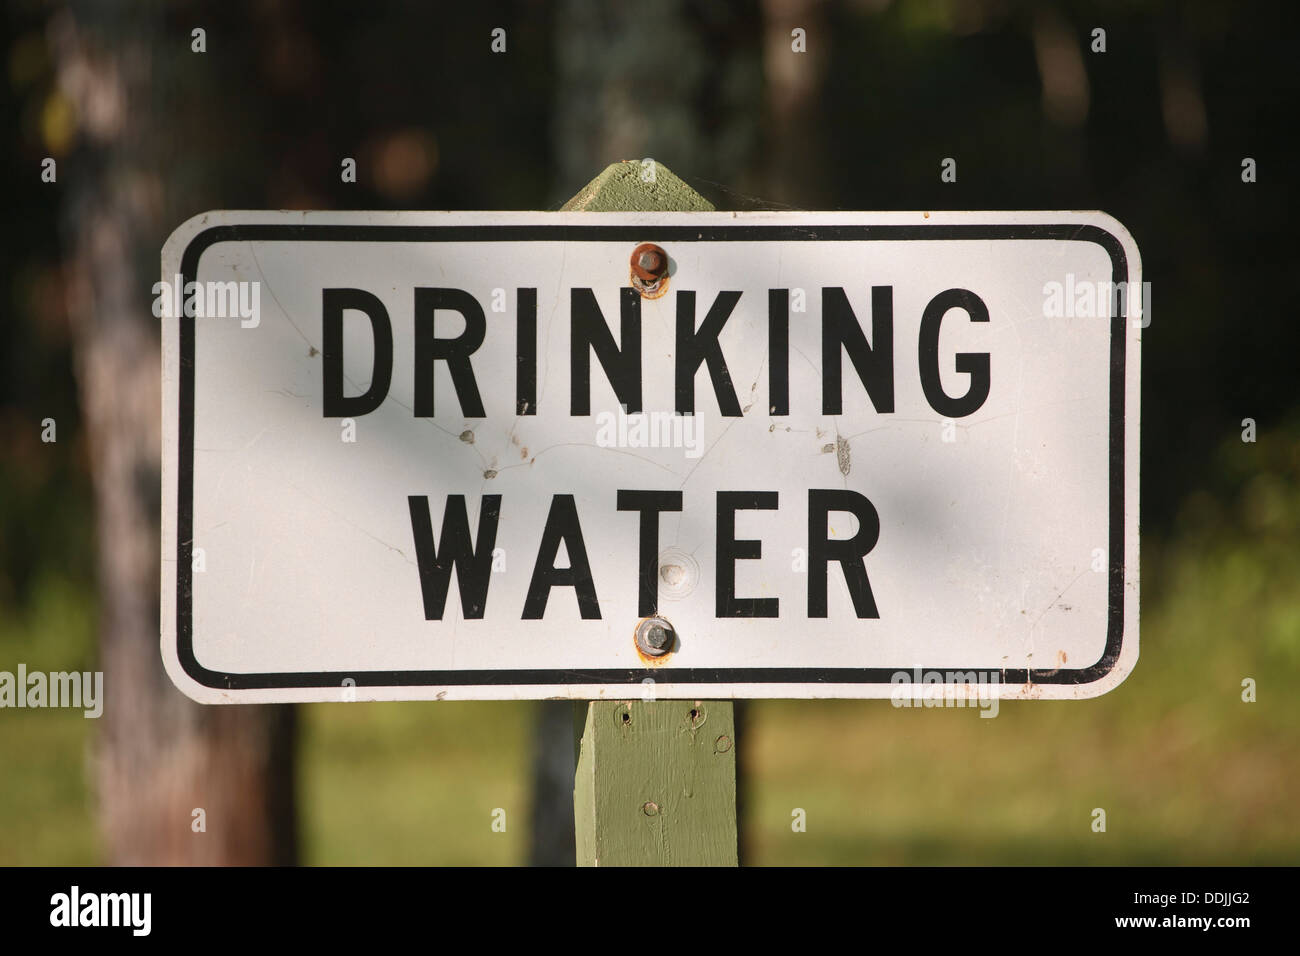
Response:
[560, 160, 715, 212]
[574, 699, 738, 866]
[568, 161, 737, 866]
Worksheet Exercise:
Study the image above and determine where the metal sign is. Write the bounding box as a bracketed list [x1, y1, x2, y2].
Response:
[161, 210, 1141, 703]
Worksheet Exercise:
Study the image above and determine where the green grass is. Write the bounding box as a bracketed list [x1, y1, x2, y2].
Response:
[298, 700, 533, 865]
[0, 573, 100, 865]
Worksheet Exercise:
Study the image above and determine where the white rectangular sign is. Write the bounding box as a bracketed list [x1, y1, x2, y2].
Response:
[161, 210, 1141, 703]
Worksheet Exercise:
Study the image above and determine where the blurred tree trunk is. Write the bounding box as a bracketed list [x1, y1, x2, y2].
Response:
[759, 0, 827, 206]
[551, 0, 763, 202]
[527, 701, 578, 866]
[51, 4, 296, 866]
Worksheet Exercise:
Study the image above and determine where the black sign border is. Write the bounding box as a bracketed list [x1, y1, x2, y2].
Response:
[174, 221, 1132, 692]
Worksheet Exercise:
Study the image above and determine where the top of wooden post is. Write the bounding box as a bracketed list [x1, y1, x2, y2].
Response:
[560, 160, 715, 212]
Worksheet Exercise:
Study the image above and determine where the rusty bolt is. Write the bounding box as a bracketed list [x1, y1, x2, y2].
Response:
[635, 616, 675, 657]
[630, 243, 668, 283]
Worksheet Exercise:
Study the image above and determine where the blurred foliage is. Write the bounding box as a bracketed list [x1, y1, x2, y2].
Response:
[1, 0, 1298, 863]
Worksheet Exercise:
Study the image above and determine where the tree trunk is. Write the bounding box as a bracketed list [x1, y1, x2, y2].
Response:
[759, 0, 828, 206]
[51, 3, 296, 866]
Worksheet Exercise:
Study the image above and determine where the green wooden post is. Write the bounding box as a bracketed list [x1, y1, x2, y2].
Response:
[564, 161, 738, 867]
[573, 699, 737, 866]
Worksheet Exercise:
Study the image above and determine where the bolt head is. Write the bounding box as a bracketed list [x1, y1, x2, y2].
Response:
[635, 616, 676, 657]
[630, 243, 669, 283]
